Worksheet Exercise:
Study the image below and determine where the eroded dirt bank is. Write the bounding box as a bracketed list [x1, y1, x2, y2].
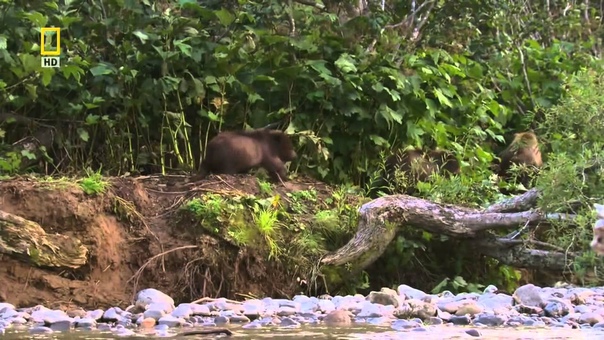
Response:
[0, 174, 358, 310]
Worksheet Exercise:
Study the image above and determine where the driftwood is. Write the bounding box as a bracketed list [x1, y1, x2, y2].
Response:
[322, 188, 579, 273]
[0, 209, 88, 269]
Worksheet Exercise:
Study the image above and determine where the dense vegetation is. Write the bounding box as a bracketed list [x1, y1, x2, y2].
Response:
[2, 0, 604, 294]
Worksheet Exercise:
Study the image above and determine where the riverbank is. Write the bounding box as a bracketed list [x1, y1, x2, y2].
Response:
[1, 284, 604, 338]
[0, 174, 364, 309]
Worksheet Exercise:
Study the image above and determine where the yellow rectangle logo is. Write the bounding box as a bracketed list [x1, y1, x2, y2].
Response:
[40, 27, 61, 56]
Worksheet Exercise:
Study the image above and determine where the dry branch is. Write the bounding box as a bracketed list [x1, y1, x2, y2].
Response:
[0, 209, 88, 269]
[321, 190, 578, 272]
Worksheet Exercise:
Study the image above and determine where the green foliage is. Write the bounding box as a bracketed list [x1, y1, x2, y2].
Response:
[2, 0, 598, 183]
[431, 276, 485, 295]
[78, 169, 109, 195]
[178, 184, 360, 290]
[532, 70, 604, 284]
[3, 0, 604, 294]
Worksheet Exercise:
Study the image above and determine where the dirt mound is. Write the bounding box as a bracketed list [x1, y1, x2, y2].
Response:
[0, 174, 350, 310]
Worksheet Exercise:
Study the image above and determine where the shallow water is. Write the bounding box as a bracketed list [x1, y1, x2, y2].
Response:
[4, 324, 604, 339]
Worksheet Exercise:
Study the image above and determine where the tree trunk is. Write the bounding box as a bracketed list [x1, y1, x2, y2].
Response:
[321, 189, 577, 273]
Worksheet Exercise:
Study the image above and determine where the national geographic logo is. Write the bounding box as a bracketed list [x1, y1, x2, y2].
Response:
[40, 27, 61, 68]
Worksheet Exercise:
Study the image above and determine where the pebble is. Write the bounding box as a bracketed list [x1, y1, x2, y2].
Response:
[1, 284, 604, 337]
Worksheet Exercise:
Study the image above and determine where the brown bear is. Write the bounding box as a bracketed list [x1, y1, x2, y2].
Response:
[197, 128, 297, 183]
[369, 148, 460, 197]
[494, 131, 543, 189]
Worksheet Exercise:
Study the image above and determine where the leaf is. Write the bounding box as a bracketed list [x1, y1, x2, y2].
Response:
[178, 0, 196, 4]
[425, 98, 438, 116]
[133, 30, 149, 43]
[452, 276, 467, 289]
[77, 128, 89, 142]
[204, 75, 217, 85]
[215, 8, 235, 26]
[431, 278, 450, 294]
[25, 84, 38, 101]
[90, 64, 114, 76]
[174, 39, 192, 57]
[247, 92, 263, 104]
[24, 12, 48, 27]
[306, 60, 333, 77]
[61, 64, 84, 81]
[85, 114, 101, 125]
[369, 135, 388, 146]
[383, 88, 401, 102]
[372, 82, 384, 93]
[488, 100, 500, 116]
[21, 150, 36, 160]
[467, 63, 483, 78]
[0, 35, 6, 50]
[19, 54, 39, 73]
[191, 78, 205, 97]
[306, 60, 340, 86]
[335, 54, 357, 74]
[433, 88, 453, 108]
[406, 122, 424, 141]
[41, 69, 54, 86]
[45, 2, 59, 10]
[179, 78, 188, 92]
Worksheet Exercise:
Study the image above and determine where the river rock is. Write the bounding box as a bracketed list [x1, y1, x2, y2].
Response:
[86, 309, 105, 320]
[367, 288, 400, 308]
[31, 308, 72, 325]
[544, 297, 573, 317]
[171, 304, 193, 318]
[450, 315, 471, 325]
[398, 284, 428, 300]
[0, 303, 15, 313]
[29, 326, 53, 334]
[0, 308, 19, 319]
[391, 319, 422, 330]
[158, 314, 184, 327]
[513, 284, 545, 307]
[477, 293, 514, 311]
[455, 300, 484, 316]
[323, 310, 352, 326]
[579, 312, 604, 325]
[102, 307, 121, 321]
[407, 299, 437, 320]
[49, 319, 72, 332]
[135, 288, 175, 312]
[355, 301, 386, 318]
[241, 299, 264, 318]
[75, 317, 96, 328]
[280, 317, 301, 328]
[473, 313, 507, 326]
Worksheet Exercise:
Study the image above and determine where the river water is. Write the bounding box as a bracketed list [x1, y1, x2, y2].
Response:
[3, 324, 604, 339]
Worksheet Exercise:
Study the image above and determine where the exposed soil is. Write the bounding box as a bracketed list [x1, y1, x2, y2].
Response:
[0, 174, 340, 310]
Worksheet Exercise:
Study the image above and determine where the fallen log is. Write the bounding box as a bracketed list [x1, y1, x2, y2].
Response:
[0, 209, 88, 269]
[321, 189, 578, 273]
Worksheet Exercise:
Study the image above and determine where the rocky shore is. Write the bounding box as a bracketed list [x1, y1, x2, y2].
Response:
[2, 283, 604, 337]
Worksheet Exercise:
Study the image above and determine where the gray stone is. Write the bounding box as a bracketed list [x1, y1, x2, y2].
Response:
[158, 314, 185, 327]
[29, 326, 53, 334]
[474, 314, 507, 326]
[513, 284, 545, 307]
[135, 288, 175, 311]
